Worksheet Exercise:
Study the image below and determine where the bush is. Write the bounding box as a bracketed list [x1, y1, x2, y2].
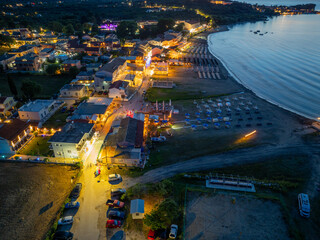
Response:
[144, 198, 180, 230]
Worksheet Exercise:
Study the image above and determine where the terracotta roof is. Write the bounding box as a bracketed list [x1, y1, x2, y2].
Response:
[0, 119, 30, 141]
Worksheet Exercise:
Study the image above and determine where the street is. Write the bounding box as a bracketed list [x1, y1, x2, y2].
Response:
[65, 78, 150, 240]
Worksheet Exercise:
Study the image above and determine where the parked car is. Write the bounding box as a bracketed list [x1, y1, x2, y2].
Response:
[111, 188, 126, 197]
[159, 229, 167, 240]
[53, 231, 73, 240]
[108, 174, 122, 182]
[298, 193, 310, 218]
[107, 209, 125, 219]
[70, 183, 82, 198]
[58, 216, 74, 225]
[151, 136, 166, 142]
[106, 219, 122, 228]
[61, 106, 67, 113]
[106, 199, 125, 208]
[169, 224, 178, 239]
[65, 201, 80, 209]
[148, 229, 156, 240]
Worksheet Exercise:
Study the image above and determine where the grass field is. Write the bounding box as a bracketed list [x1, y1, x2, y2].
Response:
[18, 136, 52, 156]
[42, 111, 69, 129]
[0, 73, 72, 98]
[145, 87, 229, 102]
[147, 130, 257, 170]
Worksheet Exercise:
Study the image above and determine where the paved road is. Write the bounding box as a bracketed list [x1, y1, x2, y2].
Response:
[131, 143, 320, 186]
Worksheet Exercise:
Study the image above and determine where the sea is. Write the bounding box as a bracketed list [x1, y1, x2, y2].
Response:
[208, 5, 320, 120]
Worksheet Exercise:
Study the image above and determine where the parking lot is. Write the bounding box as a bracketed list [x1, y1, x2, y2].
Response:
[56, 165, 145, 240]
[185, 191, 290, 240]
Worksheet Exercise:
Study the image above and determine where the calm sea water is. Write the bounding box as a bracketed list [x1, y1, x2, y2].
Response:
[238, 0, 320, 10]
[208, 14, 320, 120]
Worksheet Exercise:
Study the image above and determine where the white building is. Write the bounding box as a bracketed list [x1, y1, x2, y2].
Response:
[0, 96, 17, 117]
[130, 199, 145, 219]
[59, 84, 88, 99]
[94, 57, 127, 91]
[18, 99, 58, 122]
[108, 80, 129, 100]
[49, 122, 95, 159]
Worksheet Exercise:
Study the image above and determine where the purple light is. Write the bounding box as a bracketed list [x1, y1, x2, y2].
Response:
[99, 24, 118, 31]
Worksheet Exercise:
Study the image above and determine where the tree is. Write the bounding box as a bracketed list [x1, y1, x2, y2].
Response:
[91, 24, 99, 36]
[21, 81, 41, 99]
[0, 34, 15, 47]
[62, 24, 75, 35]
[49, 21, 63, 33]
[157, 18, 175, 34]
[174, 22, 185, 32]
[7, 75, 18, 96]
[116, 21, 138, 40]
[144, 199, 180, 230]
[69, 66, 79, 78]
[46, 64, 60, 75]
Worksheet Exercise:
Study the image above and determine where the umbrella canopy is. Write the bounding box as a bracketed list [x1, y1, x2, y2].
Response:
[185, 119, 190, 122]
[195, 112, 200, 115]
[225, 122, 231, 125]
[214, 123, 220, 126]
[185, 113, 190, 116]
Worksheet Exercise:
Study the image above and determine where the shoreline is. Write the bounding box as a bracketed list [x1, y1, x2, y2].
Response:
[203, 28, 316, 123]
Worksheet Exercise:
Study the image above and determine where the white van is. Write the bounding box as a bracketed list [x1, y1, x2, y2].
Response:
[298, 193, 310, 218]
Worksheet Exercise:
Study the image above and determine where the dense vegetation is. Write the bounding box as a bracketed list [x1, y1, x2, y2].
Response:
[0, 0, 277, 33]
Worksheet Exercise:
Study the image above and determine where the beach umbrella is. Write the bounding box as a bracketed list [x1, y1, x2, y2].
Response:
[185, 113, 190, 116]
[196, 112, 200, 116]
[185, 118, 190, 122]
[225, 122, 231, 125]
[216, 109, 222, 113]
[214, 123, 220, 126]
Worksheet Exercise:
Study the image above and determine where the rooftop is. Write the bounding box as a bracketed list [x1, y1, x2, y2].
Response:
[73, 102, 108, 115]
[62, 59, 80, 64]
[49, 122, 94, 143]
[0, 119, 30, 141]
[100, 57, 126, 73]
[109, 80, 129, 90]
[87, 97, 113, 106]
[130, 199, 144, 214]
[19, 100, 55, 112]
[60, 84, 85, 91]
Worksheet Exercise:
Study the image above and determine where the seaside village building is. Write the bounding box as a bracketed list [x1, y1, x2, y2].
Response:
[101, 117, 145, 167]
[18, 99, 63, 124]
[0, 96, 17, 118]
[0, 119, 32, 156]
[49, 122, 95, 159]
[94, 57, 127, 91]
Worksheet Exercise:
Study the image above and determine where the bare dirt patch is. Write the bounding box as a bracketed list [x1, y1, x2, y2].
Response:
[185, 192, 290, 240]
[0, 162, 78, 240]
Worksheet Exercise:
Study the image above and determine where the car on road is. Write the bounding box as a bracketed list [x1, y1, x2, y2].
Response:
[107, 209, 125, 219]
[70, 183, 82, 198]
[53, 231, 73, 240]
[106, 199, 125, 208]
[108, 174, 122, 182]
[58, 216, 74, 225]
[151, 136, 166, 142]
[298, 193, 310, 218]
[65, 201, 80, 209]
[169, 224, 178, 239]
[148, 229, 156, 240]
[106, 219, 122, 228]
[111, 188, 126, 197]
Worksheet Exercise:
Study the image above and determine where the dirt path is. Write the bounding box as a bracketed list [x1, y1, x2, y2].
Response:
[130, 143, 319, 186]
